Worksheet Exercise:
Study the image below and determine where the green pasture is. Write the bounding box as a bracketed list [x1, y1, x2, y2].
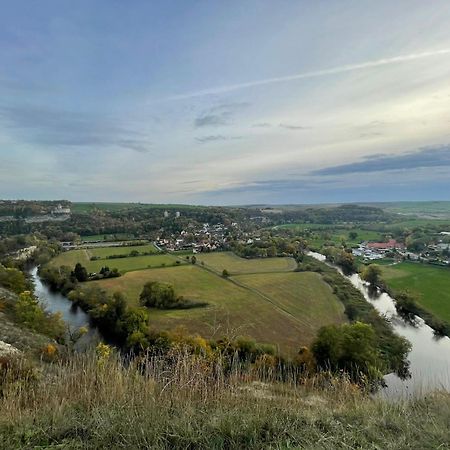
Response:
[48, 247, 180, 274]
[382, 262, 450, 322]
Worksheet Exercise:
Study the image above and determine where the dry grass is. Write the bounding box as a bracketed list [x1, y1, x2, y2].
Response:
[0, 351, 449, 449]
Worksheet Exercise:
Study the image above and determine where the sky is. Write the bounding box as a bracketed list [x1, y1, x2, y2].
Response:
[1, 0, 450, 205]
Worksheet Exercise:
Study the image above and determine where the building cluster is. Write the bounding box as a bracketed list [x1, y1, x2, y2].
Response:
[353, 237, 450, 265]
[156, 222, 233, 253]
[352, 239, 405, 261]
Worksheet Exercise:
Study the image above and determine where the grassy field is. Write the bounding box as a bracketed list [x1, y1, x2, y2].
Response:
[48, 246, 346, 353]
[300, 228, 384, 250]
[90, 264, 344, 354]
[390, 218, 450, 228]
[197, 252, 297, 275]
[377, 201, 450, 217]
[274, 223, 338, 231]
[382, 262, 450, 322]
[233, 272, 346, 338]
[86, 254, 181, 273]
[89, 243, 158, 258]
[49, 247, 180, 274]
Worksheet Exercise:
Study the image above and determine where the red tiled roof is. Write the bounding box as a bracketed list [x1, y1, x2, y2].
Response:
[367, 239, 404, 249]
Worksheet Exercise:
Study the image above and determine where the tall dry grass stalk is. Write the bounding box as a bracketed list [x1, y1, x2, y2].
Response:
[0, 351, 448, 449]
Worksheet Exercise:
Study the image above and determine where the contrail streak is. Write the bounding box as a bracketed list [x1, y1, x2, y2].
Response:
[164, 48, 450, 101]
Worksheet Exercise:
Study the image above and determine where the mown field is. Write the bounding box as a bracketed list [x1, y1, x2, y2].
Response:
[233, 272, 346, 336]
[48, 245, 180, 274]
[90, 263, 345, 354]
[197, 252, 297, 274]
[382, 262, 450, 322]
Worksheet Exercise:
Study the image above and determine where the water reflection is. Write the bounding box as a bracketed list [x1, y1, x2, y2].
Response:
[30, 266, 100, 347]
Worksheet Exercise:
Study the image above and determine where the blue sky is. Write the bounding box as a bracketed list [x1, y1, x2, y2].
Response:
[1, 0, 450, 204]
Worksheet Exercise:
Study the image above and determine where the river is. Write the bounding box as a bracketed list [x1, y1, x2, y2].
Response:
[30, 267, 100, 346]
[309, 252, 450, 397]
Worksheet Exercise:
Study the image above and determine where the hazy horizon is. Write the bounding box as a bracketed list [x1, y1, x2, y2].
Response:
[1, 1, 450, 204]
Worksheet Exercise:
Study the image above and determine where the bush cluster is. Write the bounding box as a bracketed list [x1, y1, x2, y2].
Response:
[139, 281, 207, 310]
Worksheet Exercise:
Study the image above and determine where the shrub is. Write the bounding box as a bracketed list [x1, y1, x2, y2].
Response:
[14, 291, 65, 342]
[0, 265, 30, 294]
[361, 264, 382, 285]
[139, 281, 207, 311]
[41, 343, 58, 362]
[312, 322, 384, 383]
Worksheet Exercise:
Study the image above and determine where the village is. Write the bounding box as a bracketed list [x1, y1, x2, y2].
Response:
[353, 234, 450, 266]
[155, 220, 235, 253]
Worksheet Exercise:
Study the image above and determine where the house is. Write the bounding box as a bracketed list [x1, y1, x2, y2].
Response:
[367, 239, 404, 251]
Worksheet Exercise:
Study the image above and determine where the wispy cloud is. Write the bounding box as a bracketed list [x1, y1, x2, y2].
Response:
[194, 102, 249, 128]
[279, 123, 310, 130]
[196, 135, 242, 144]
[165, 48, 450, 101]
[0, 105, 152, 153]
[311, 145, 450, 175]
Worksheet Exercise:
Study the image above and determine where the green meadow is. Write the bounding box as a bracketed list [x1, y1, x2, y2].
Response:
[48, 244, 179, 274]
[382, 262, 450, 322]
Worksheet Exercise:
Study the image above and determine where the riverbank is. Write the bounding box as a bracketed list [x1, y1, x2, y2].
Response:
[29, 267, 100, 349]
[308, 252, 450, 397]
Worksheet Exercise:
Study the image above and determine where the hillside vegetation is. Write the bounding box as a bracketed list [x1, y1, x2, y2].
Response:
[0, 351, 448, 449]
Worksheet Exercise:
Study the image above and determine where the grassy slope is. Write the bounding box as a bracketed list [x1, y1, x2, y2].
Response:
[197, 252, 297, 274]
[1, 353, 449, 449]
[0, 287, 58, 357]
[90, 264, 345, 354]
[382, 262, 450, 322]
